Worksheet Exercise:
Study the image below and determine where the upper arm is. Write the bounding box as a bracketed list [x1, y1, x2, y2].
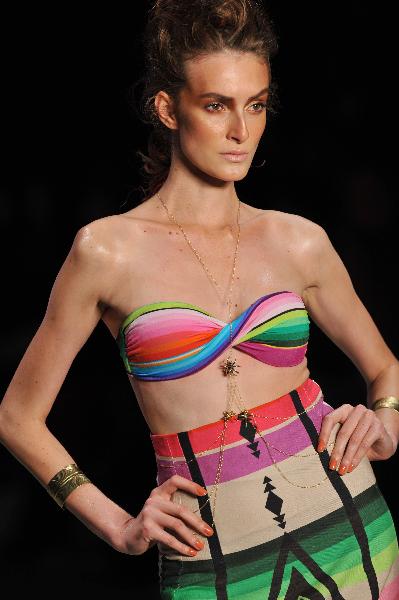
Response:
[0, 221, 111, 424]
[301, 222, 398, 384]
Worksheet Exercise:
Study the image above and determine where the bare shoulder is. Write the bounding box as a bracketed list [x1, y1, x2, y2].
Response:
[71, 211, 144, 264]
[260, 210, 328, 252]
[255, 209, 332, 289]
[73, 214, 125, 255]
[70, 209, 155, 303]
[66, 215, 131, 303]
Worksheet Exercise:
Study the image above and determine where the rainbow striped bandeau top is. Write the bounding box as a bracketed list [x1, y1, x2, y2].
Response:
[116, 290, 310, 382]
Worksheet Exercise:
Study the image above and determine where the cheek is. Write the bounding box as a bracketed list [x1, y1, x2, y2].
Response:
[179, 115, 226, 152]
[251, 115, 267, 140]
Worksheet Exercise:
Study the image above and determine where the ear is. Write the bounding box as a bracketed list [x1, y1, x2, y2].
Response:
[154, 91, 179, 131]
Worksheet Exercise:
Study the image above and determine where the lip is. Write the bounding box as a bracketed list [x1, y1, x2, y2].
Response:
[221, 152, 249, 162]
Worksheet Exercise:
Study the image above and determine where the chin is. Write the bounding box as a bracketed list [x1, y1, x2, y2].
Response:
[221, 166, 250, 181]
[221, 171, 248, 182]
[205, 161, 250, 179]
[204, 169, 249, 184]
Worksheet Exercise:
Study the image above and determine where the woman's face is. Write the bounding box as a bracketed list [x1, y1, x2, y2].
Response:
[171, 51, 270, 182]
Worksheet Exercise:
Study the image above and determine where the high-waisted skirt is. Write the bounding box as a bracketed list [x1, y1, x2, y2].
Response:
[150, 377, 399, 599]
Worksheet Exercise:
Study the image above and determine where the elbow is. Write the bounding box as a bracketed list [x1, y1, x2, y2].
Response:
[0, 408, 19, 443]
[0, 407, 9, 439]
[0, 407, 43, 444]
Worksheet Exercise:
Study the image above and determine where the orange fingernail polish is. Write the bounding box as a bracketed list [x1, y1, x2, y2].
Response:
[329, 459, 337, 470]
[317, 442, 325, 453]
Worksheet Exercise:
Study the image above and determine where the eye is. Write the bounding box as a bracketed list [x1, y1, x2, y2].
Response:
[250, 102, 267, 112]
[204, 101, 267, 113]
[205, 102, 224, 112]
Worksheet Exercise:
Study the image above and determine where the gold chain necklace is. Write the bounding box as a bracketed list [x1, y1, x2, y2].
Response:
[157, 193, 240, 313]
[156, 192, 330, 530]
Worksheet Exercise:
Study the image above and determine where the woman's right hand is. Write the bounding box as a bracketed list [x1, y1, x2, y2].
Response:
[115, 475, 214, 556]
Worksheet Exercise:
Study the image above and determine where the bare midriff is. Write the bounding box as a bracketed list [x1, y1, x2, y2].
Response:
[128, 348, 310, 435]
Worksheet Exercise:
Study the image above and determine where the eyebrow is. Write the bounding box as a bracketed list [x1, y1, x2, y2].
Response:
[198, 87, 269, 102]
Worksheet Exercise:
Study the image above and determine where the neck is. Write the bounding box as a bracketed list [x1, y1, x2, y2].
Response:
[155, 159, 240, 231]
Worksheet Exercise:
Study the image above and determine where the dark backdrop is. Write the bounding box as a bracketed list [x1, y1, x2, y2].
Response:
[1, 2, 398, 598]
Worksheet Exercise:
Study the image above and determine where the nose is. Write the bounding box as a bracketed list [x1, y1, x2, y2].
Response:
[226, 110, 249, 144]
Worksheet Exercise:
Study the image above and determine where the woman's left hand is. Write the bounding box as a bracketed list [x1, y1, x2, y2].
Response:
[317, 403, 397, 475]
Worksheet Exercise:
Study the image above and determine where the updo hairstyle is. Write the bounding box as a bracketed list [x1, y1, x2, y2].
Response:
[134, 0, 279, 200]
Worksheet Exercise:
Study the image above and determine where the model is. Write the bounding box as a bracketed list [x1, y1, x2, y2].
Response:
[1, 1, 398, 598]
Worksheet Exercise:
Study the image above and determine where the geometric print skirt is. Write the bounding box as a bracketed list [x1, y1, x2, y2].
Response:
[150, 377, 399, 599]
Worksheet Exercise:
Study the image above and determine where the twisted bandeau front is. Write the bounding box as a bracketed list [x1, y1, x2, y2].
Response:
[116, 290, 310, 381]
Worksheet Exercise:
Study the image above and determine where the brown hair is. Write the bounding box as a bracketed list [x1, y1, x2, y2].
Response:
[133, 0, 279, 201]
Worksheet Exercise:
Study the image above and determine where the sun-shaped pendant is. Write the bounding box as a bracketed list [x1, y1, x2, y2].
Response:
[221, 357, 240, 376]
[237, 409, 253, 422]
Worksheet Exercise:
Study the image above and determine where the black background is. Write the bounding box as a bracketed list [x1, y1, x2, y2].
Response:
[0, 2, 398, 598]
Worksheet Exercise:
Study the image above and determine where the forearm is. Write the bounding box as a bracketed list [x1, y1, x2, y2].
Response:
[366, 361, 399, 450]
[0, 416, 133, 550]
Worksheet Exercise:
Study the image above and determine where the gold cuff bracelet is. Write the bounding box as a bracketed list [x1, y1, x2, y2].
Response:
[47, 463, 92, 509]
[372, 396, 399, 414]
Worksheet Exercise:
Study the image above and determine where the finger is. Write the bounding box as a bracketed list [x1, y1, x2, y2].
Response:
[140, 501, 199, 557]
[155, 474, 207, 500]
[150, 523, 199, 557]
[317, 404, 352, 452]
[345, 422, 384, 473]
[336, 410, 375, 474]
[153, 497, 214, 537]
[153, 475, 213, 530]
[328, 405, 369, 472]
[159, 512, 206, 551]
